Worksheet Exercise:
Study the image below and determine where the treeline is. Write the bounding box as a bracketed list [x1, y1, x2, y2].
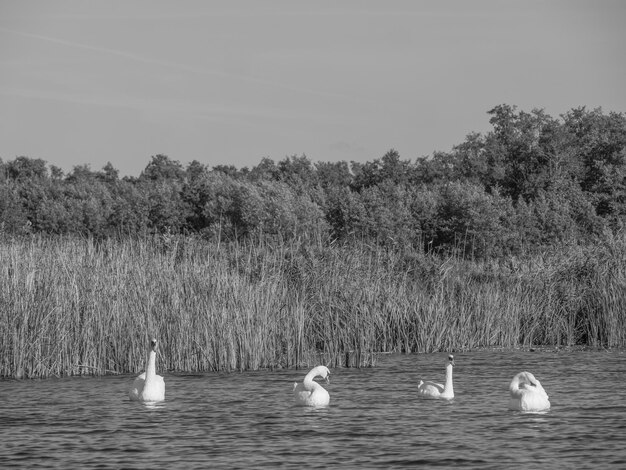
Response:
[2, 104, 625, 258]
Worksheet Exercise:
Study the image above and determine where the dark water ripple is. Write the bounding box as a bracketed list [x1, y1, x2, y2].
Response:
[1, 350, 625, 468]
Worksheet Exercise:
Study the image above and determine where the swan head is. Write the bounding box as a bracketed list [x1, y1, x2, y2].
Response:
[511, 371, 545, 392]
[522, 373, 545, 392]
[150, 338, 158, 352]
[518, 371, 538, 386]
[447, 354, 455, 367]
[317, 366, 331, 384]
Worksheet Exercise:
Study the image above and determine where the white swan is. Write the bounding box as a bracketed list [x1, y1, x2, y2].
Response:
[129, 338, 165, 402]
[417, 354, 455, 400]
[508, 371, 550, 412]
[293, 365, 331, 407]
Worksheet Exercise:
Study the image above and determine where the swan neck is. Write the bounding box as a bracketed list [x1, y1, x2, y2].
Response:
[510, 372, 531, 394]
[444, 364, 453, 393]
[303, 368, 322, 390]
[145, 350, 157, 380]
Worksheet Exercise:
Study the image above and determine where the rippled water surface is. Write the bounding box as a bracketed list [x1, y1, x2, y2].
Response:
[1, 350, 626, 469]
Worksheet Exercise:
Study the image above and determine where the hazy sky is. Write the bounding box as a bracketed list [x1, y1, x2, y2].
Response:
[1, 0, 625, 177]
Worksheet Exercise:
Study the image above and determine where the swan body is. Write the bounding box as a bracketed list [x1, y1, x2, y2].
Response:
[508, 371, 550, 412]
[129, 338, 165, 403]
[417, 354, 455, 400]
[293, 365, 331, 407]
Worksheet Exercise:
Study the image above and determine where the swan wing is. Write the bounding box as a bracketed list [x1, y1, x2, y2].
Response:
[141, 374, 165, 402]
[508, 377, 550, 411]
[417, 381, 444, 398]
[508, 392, 550, 412]
[310, 387, 330, 407]
[293, 382, 329, 407]
[293, 382, 312, 405]
[533, 379, 549, 398]
[129, 372, 146, 401]
[153, 375, 165, 400]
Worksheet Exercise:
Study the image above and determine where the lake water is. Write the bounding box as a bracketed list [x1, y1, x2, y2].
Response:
[1, 349, 625, 469]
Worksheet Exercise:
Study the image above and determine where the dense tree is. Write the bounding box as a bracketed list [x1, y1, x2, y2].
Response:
[98, 162, 119, 183]
[277, 154, 317, 189]
[324, 186, 366, 241]
[140, 154, 185, 182]
[108, 181, 150, 235]
[315, 161, 352, 189]
[2, 105, 625, 259]
[449, 132, 489, 185]
[249, 157, 280, 181]
[562, 107, 626, 220]
[5, 156, 48, 180]
[0, 183, 29, 233]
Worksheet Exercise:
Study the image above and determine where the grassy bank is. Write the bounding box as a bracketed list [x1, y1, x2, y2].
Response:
[1, 233, 625, 378]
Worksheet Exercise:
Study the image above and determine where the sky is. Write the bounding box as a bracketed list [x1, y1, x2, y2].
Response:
[1, 0, 625, 177]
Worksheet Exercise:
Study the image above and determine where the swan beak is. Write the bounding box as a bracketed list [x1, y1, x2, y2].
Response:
[325, 375, 331, 385]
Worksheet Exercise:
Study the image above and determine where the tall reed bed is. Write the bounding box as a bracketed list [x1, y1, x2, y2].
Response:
[1, 232, 625, 378]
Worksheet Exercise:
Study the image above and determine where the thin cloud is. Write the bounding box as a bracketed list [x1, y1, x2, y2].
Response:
[0, 85, 344, 127]
[0, 25, 364, 104]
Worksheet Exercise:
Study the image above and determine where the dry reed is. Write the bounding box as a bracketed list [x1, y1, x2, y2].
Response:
[1, 232, 625, 378]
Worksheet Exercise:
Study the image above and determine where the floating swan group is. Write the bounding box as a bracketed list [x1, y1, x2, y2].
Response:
[129, 339, 550, 412]
[413, 354, 549, 411]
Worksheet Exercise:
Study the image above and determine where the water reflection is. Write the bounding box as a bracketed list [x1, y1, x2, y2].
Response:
[139, 401, 167, 411]
[298, 405, 330, 414]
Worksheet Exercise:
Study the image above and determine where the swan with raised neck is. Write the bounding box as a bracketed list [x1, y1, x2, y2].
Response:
[417, 354, 455, 400]
[129, 338, 165, 403]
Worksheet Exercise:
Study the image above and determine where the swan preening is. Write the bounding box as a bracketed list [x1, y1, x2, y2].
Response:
[129, 338, 165, 403]
[293, 365, 331, 407]
[508, 371, 550, 412]
[417, 354, 455, 400]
